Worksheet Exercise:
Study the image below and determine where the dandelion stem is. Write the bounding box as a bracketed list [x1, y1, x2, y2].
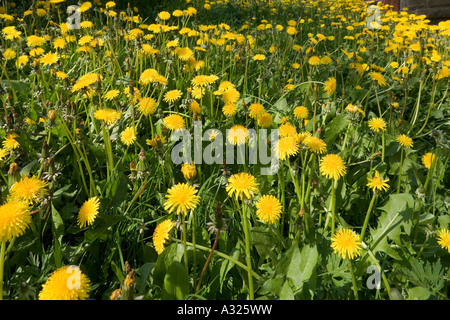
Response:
[240, 201, 254, 300]
[347, 258, 358, 300]
[331, 179, 337, 236]
[0, 241, 5, 300]
[360, 193, 377, 243]
[195, 231, 219, 294]
[397, 147, 404, 194]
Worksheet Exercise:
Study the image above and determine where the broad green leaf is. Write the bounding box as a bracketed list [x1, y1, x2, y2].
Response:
[153, 243, 185, 288]
[279, 280, 295, 300]
[162, 261, 189, 300]
[369, 193, 414, 253]
[135, 263, 154, 293]
[298, 244, 318, 286]
[219, 247, 241, 292]
[51, 205, 64, 268]
[324, 114, 349, 146]
[407, 287, 431, 300]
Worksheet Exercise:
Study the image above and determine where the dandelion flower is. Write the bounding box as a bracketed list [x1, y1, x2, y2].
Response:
[2, 133, 20, 150]
[221, 88, 240, 104]
[320, 154, 346, 180]
[40, 51, 59, 66]
[437, 229, 450, 253]
[324, 77, 337, 96]
[257, 112, 273, 128]
[308, 56, 321, 66]
[226, 172, 259, 200]
[227, 125, 249, 146]
[164, 89, 182, 104]
[104, 90, 120, 101]
[330, 228, 362, 260]
[0, 200, 31, 242]
[304, 136, 327, 154]
[138, 97, 157, 116]
[153, 219, 175, 254]
[249, 103, 265, 120]
[255, 195, 282, 224]
[163, 114, 185, 131]
[294, 106, 309, 120]
[252, 54, 266, 61]
[77, 197, 100, 228]
[368, 117, 387, 133]
[9, 176, 48, 204]
[164, 183, 200, 216]
[120, 127, 137, 146]
[274, 136, 299, 160]
[39, 266, 90, 300]
[0, 148, 8, 161]
[421, 153, 435, 169]
[278, 122, 297, 138]
[222, 103, 237, 117]
[396, 134, 413, 148]
[181, 163, 197, 180]
[367, 170, 389, 192]
[370, 72, 388, 87]
[175, 47, 194, 61]
[94, 108, 121, 126]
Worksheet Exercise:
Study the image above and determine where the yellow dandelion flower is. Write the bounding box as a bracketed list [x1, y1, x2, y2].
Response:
[77, 197, 100, 228]
[252, 54, 266, 61]
[181, 163, 197, 180]
[324, 77, 337, 96]
[9, 176, 48, 204]
[164, 183, 200, 216]
[370, 72, 388, 87]
[221, 88, 240, 104]
[138, 97, 157, 116]
[94, 108, 121, 126]
[255, 195, 282, 224]
[164, 89, 182, 104]
[368, 117, 387, 133]
[257, 112, 273, 128]
[331, 228, 362, 260]
[104, 90, 120, 101]
[2, 133, 20, 150]
[437, 229, 450, 253]
[222, 103, 237, 117]
[40, 52, 59, 66]
[320, 154, 346, 180]
[227, 125, 249, 146]
[304, 136, 327, 154]
[294, 106, 309, 119]
[153, 219, 176, 254]
[226, 172, 259, 200]
[189, 100, 201, 114]
[278, 122, 297, 138]
[39, 266, 90, 300]
[249, 103, 265, 120]
[274, 136, 299, 160]
[366, 170, 389, 192]
[120, 127, 137, 146]
[163, 114, 185, 131]
[421, 153, 435, 169]
[308, 56, 321, 66]
[0, 200, 31, 243]
[175, 47, 194, 61]
[396, 134, 413, 148]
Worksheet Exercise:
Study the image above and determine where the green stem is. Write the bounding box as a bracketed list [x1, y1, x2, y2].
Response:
[0, 241, 5, 300]
[182, 215, 188, 273]
[347, 258, 358, 300]
[360, 193, 377, 243]
[397, 147, 404, 194]
[172, 239, 260, 279]
[240, 201, 254, 300]
[331, 179, 337, 236]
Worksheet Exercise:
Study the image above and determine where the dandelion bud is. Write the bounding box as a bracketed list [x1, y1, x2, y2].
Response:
[110, 288, 122, 300]
[181, 162, 196, 180]
[48, 109, 57, 122]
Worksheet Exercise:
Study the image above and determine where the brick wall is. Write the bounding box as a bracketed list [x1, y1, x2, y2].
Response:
[400, 0, 450, 23]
